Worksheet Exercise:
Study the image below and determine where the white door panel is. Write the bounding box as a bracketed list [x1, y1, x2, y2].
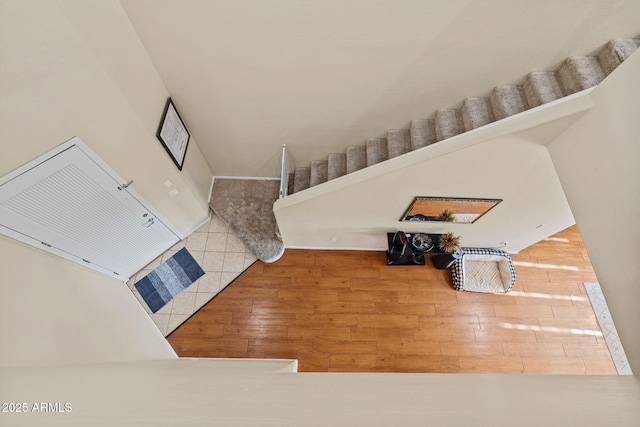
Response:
[0, 138, 179, 279]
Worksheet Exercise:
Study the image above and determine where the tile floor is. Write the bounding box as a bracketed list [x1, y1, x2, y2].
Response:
[126, 211, 257, 336]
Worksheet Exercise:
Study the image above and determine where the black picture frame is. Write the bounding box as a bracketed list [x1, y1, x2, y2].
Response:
[156, 98, 190, 170]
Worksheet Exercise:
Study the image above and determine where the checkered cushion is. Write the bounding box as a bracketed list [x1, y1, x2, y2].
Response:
[451, 248, 516, 293]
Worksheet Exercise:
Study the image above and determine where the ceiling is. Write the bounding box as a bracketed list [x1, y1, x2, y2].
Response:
[119, 0, 639, 176]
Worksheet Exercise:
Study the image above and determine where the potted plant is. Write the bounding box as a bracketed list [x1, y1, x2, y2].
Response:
[432, 232, 462, 270]
[437, 208, 455, 222]
[438, 232, 460, 253]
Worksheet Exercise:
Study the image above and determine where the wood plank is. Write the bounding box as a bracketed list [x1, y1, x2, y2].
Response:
[395, 355, 460, 373]
[522, 356, 587, 374]
[251, 300, 315, 314]
[277, 288, 339, 303]
[441, 342, 504, 357]
[534, 331, 599, 345]
[502, 342, 566, 357]
[231, 313, 297, 326]
[322, 266, 380, 279]
[350, 327, 415, 342]
[247, 338, 314, 354]
[357, 314, 419, 329]
[436, 329, 477, 343]
[294, 313, 358, 327]
[562, 343, 613, 358]
[398, 290, 457, 305]
[295, 353, 331, 372]
[180, 338, 248, 355]
[313, 340, 378, 355]
[537, 316, 600, 330]
[281, 277, 351, 290]
[375, 302, 436, 316]
[223, 325, 288, 339]
[313, 301, 376, 314]
[459, 356, 524, 373]
[338, 289, 398, 303]
[435, 303, 496, 317]
[493, 305, 554, 318]
[350, 278, 409, 292]
[455, 292, 517, 305]
[330, 354, 396, 372]
[478, 316, 539, 329]
[582, 356, 617, 375]
[377, 339, 441, 356]
[170, 322, 225, 339]
[474, 328, 537, 343]
[287, 326, 351, 341]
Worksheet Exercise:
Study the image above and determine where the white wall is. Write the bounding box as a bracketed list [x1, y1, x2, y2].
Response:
[0, 0, 212, 235]
[273, 95, 592, 253]
[0, 0, 212, 367]
[548, 51, 640, 372]
[120, 0, 639, 176]
[1, 359, 638, 426]
[0, 237, 176, 368]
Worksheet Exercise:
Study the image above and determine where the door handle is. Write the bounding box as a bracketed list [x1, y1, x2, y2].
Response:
[117, 180, 134, 191]
[146, 218, 155, 227]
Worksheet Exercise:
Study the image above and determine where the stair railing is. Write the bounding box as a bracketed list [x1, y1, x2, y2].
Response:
[279, 144, 289, 198]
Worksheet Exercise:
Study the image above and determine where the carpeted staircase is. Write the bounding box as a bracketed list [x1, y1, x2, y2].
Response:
[287, 38, 640, 195]
[211, 37, 638, 263]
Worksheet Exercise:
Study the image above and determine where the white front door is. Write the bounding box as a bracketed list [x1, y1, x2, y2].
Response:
[0, 137, 179, 279]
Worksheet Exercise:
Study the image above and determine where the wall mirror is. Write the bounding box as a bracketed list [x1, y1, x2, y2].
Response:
[400, 197, 502, 224]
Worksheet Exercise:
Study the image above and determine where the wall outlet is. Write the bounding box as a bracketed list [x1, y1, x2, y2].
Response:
[168, 189, 179, 198]
[164, 180, 173, 188]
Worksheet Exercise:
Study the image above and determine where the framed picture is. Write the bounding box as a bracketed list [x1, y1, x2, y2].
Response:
[156, 98, 190, 170]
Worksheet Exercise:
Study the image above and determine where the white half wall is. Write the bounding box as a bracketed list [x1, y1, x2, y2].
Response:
[1, 360, 639, 425]
[548, 50, 640, 372]
[0, 237, 176, 368]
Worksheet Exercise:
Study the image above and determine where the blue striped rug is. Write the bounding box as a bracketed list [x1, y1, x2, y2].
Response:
[135, 248, 205, 313]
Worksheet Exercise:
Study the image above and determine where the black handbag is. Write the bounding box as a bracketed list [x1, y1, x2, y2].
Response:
[387, 231, 423, 265]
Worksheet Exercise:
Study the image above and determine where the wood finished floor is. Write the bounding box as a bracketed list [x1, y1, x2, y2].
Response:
[167, 225, 617, 374]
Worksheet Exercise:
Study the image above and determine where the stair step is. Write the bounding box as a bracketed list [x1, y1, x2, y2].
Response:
[387, 129, 411, 158]
[599, 38, 640, 75]
[462, 97, 496, 130]
[365, 137, 388, 166]
[491, 85, 529, 120]
[327, 153, 346, 181]
[346, 145, 366, 174]
[435, 109, 465, 141]
[293, 167, 310, 193]
[310, 160, 328, 187]
[524, 71, 565, 108]
[410, 119, 437, 150]
[558, 56, 606, 95]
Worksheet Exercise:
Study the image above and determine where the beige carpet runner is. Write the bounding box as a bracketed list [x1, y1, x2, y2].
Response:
[287, 38, 640, 194]
[210, 178, 285, 263]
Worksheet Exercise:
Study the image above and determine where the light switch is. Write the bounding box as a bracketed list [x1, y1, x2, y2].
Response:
[164, 180, 173, 188]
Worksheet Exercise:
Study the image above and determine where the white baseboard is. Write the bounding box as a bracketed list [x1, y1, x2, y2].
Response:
[207, 175, 215, 205]
[213, 175, 280, 181]
[283, 245, 386, 251]
[177, 212, 211, 240]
